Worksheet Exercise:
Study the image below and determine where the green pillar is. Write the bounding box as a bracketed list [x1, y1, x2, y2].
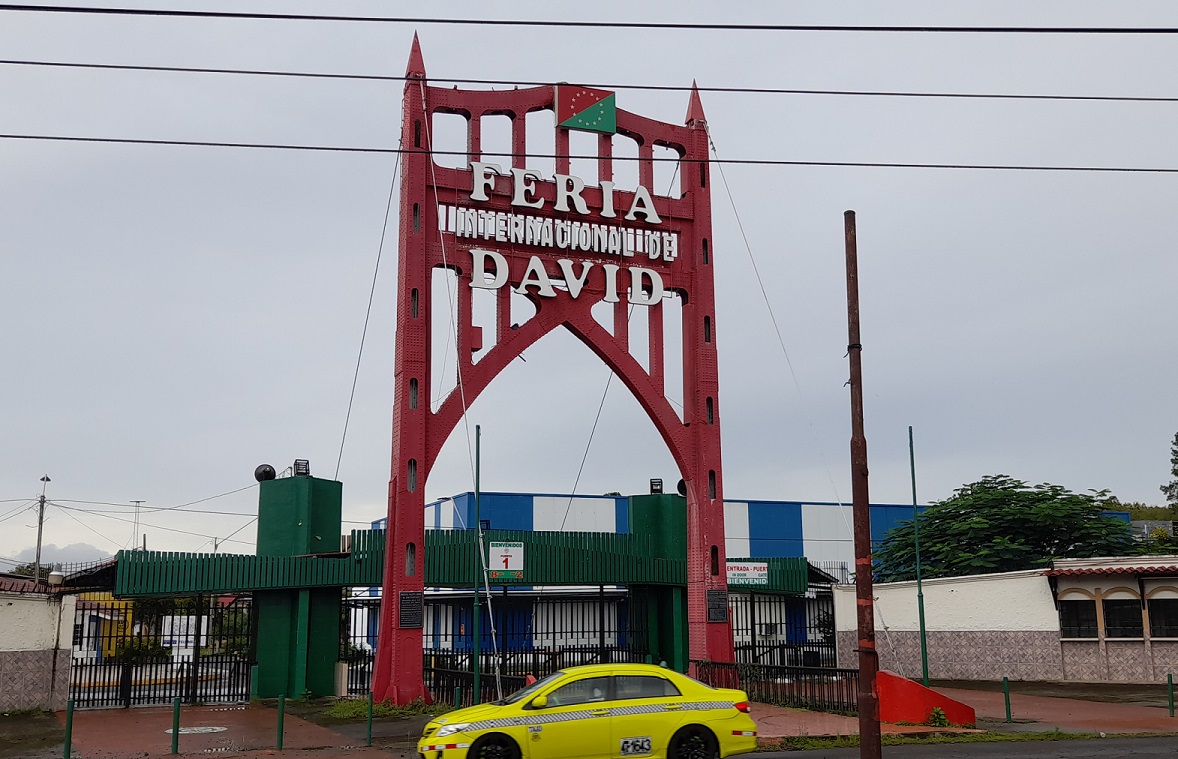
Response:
[252, 475, 344, 698]
[628, 495, 690, 673]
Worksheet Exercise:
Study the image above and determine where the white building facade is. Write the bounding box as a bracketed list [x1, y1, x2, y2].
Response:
[834, 557, 1178, 683]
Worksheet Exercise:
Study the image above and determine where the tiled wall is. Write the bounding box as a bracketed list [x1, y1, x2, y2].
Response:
[837, 630, 1064, 680]
[0, 649, 70, 711]
[838, 630, 1178, 683]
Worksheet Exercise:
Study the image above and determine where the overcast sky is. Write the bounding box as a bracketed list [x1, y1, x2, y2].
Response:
[3, 1, 1177, 568]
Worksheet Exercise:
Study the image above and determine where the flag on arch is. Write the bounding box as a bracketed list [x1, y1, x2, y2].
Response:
[555, 85, 617, 134]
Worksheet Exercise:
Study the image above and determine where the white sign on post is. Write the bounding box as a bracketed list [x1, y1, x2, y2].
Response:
[726, 561, 769, 586]
[488, 541, 524, 580]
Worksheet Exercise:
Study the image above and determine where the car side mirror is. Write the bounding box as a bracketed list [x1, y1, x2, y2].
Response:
[530, 695, 548, 709]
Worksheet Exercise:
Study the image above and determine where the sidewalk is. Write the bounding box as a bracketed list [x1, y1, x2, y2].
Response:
[3, 683, 1175, 758]
[42, 703, 424, 759]
[939, 686, 1178, 734]
[751, 684, 1178, 743]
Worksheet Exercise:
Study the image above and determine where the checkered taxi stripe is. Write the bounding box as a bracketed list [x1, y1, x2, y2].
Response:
[464, 701, 736, 731]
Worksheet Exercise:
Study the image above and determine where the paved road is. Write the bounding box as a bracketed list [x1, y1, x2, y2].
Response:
[751, 735, 1178, 759]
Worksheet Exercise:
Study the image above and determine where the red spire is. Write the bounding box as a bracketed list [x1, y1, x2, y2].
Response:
[405, 32, 426, 79]
[685, 80, 706, 126]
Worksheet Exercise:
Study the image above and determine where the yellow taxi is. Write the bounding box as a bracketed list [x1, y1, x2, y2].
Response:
[417, 662, 757, 759]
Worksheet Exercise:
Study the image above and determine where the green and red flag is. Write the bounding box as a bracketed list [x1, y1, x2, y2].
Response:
[555, 85, 616, 134]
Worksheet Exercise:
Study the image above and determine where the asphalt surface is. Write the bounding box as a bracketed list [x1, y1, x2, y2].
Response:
[753, 735, 1178, 758]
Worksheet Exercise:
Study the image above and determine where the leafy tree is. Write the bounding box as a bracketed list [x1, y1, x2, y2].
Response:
[874, 475, 1138, 582]
[1142, 527, 1178, 555]
[1120, 502, 1176, 521]
[8, 561, 54, 578]
[1162, 432, 1178, 508]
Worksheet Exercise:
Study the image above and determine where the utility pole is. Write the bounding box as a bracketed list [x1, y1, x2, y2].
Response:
[130, 501, 145, 550]
[909, 426, 930, 686]
[34, 475, 50, 584]
[844, 211, 882, 759]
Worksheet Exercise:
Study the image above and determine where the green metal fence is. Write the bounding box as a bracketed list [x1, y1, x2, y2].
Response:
[114, 528, 809, 596]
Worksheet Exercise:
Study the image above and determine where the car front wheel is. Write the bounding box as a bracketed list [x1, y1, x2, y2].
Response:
[468, 733, 521, 759]
[667, 725, 718, 759]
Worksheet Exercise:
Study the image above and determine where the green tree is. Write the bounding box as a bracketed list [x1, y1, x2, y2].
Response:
[1120, 502, 1176, 521]
[1161, 432, 1178, 508]
[9, 561, 53, 578]
[874, 475, 1138, 582]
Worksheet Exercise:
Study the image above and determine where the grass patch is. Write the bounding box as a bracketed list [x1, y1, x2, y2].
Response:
[321, 697, 451, 720]
[764, 730, 1119, 751]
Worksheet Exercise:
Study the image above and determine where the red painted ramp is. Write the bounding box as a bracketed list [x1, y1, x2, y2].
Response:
[878, 670, 977, 726]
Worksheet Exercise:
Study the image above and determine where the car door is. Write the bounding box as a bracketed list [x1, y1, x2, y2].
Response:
[525, 674, 613, 759]
[607, 674, 686, 759]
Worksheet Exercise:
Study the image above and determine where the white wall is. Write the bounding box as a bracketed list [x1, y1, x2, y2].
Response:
[801, 503, 854, 566]
[833, 569, 1058, 633]
[533, 496, 614, 532]
[0, 592, 75, 651]
[724, 502, 749, 558]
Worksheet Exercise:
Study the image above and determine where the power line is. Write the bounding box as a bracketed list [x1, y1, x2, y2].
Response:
[52, 483, 256, 514]
[4, 59, 1176, 104]
[51, 502, 254, 545]
[52, 504, 126, 550]
[2, 6, 1177, 34]
[3, 133, 1177, 174]
[57, 503, 256, 517]
[0, 501, 34, 523]
[335, 142, 400, 480]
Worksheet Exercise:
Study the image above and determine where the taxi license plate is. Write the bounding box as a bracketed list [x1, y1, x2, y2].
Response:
[620, 737, 652, 755]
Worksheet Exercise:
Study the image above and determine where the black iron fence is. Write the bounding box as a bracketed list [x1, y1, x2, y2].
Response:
[693, 660, 859, 714]
[70, 594, 253, 708]
[729, 591, 836, 669]
[424, 650, 529, 707]
[342, 595, 379, 695]
[343, 590, 652, 699]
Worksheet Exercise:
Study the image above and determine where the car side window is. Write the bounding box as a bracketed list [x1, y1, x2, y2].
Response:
[613, 675, 682, 700]
[545, 676, 611, 707]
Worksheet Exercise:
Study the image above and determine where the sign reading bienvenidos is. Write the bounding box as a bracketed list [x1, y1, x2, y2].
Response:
[434, 87, 681, 310]
[488, 541, 524, 580]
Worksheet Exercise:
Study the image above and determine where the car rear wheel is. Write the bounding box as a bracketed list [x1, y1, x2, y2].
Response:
[468, 733, 520, 759]
[667, 725, 718, 759]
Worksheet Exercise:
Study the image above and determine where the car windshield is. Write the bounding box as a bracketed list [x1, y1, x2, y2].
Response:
[497, 671, 565, 705]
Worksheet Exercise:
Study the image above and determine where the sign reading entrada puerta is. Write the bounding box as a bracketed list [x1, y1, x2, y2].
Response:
[372, 36, 732, 704]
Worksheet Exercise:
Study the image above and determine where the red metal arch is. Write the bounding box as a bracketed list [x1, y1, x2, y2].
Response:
[373, 37, 732, 703]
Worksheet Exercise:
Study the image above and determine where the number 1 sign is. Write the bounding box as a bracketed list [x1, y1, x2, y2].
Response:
[488, 541, 524, 580]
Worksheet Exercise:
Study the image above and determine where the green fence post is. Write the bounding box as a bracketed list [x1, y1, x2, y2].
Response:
[1003, 677, 1012, 723]
[1168, 673, 1174, 718]
[171, 697, 181, 754]
[366, 691, 374, 747]
[277, 694, 286, 750]
[62, 697, 73, 759]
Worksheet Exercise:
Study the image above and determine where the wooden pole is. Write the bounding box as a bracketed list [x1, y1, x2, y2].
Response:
[844, 210, 882, 759]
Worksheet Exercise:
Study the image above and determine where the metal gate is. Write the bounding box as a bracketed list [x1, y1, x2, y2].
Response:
[342, 590, 651, 701]
[729, 591, 836, 668]
[69, 594, 254, 708]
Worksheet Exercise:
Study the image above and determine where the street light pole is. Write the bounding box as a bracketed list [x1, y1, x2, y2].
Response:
[909, 426, 929, 686]
[34, 475, 50, 584]
[472, 424, 483, 705]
